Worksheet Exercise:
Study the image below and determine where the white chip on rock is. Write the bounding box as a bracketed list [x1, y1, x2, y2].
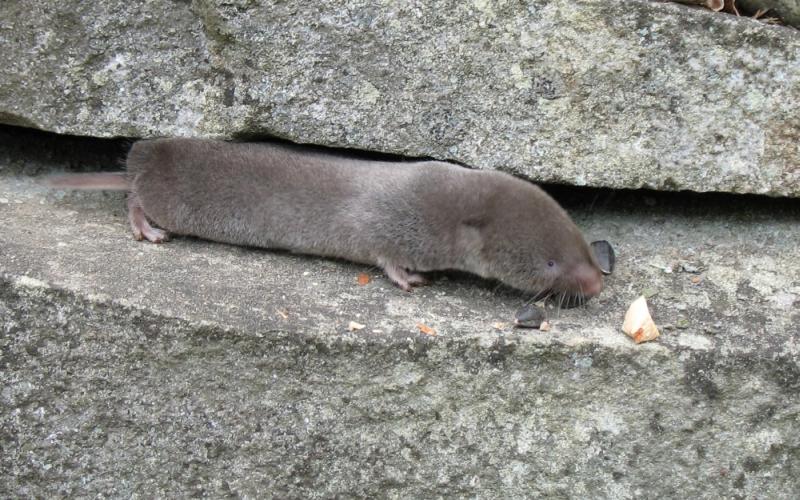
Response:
[348, 321, 366, 332]
[622, 296, 660, 344]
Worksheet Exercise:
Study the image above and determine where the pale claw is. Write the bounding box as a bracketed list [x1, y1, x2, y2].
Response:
[127, 193, 170, 244]
[381, 262, 429, 292]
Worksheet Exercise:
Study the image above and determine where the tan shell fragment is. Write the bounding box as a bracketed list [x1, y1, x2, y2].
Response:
[622, 296, 660, 344]
[348, 321, 366, 332]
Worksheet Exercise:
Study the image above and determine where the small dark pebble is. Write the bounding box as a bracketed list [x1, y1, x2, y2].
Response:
[679, 261, 702, 274]
[514, 304, 546, 328]
[591, 240, 615, 275]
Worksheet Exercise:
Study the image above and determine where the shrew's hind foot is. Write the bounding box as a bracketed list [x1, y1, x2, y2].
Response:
[382, 263, 429, 292]
[405, 272, 429, 287]
[127, 193, 170, 243]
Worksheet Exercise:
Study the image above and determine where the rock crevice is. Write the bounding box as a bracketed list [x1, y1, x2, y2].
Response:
[0, 0, 798, 195]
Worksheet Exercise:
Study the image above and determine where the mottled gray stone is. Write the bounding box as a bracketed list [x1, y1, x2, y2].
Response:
[2, 127, 800, 497]
[0, 1, 798, 196]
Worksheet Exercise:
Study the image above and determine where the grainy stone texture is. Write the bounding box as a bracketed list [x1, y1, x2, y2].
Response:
[0, 1, 799, 196]
[2, 127, 800, 497]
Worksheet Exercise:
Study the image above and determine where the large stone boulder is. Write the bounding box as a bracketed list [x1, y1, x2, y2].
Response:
[0, 0, 798, 195]
[2, 126, 800, 497]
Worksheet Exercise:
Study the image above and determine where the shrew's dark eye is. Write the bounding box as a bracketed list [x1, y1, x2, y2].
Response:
[547, 260, 556, 268]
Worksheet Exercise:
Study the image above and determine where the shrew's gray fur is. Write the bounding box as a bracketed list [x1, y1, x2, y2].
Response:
[69, 138, 605, 297]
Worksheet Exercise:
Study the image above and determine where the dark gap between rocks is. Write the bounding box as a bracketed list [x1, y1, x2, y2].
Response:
[2, 123, 798, 221]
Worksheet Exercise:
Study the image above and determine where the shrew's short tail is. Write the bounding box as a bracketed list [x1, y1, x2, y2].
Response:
[42, 172, 131, 191]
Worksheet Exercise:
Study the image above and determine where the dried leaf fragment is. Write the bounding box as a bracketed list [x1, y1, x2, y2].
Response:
[348, 321, 366, 332]
[357, 273, 371, 286]
[416, 323, 437, 336]
[514, 304, 546, 328]
[622, 296, 660, 344]
[590, 240, 616, 275]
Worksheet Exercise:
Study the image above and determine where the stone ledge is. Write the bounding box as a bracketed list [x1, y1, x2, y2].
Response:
[3, 272, 800, 498]
[2, 128, 799, 497]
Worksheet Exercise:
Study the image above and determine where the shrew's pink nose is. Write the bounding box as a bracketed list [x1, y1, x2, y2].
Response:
[573, 262, 604, 298]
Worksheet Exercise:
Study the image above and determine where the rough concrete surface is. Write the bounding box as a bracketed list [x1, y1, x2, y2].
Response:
[2, 127, 800, 497]
[1, 0, 799, 196]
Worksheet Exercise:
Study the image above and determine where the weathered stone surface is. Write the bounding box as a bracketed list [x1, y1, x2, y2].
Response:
[2, 127, 800, 497]
[1, 1, 798, 196]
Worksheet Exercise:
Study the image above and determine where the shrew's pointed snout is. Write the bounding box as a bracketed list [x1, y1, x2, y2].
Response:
[572, 262, 604, 299]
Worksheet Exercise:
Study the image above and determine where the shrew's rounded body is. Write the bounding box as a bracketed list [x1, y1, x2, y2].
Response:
[106, 138, 602, 297]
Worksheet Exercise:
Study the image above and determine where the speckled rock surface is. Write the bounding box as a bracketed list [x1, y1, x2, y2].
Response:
[2, 128, 800, 497]
[1, 1, 799, 196]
